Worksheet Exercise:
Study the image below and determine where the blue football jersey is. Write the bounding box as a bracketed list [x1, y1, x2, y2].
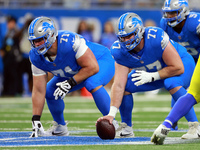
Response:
[29, 30, 109, 78]
[160, 12, 200, 60]
[111, 27, 187, 72]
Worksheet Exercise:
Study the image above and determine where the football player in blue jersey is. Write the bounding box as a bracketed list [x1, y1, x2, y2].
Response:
[161, 0, 200, 63]
[160, 0, 200, 136]
[96, 12, 199, 139]
[28, 16, 116, 137]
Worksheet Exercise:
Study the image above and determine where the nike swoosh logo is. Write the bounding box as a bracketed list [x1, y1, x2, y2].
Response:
[120, 133, 132, 137]
[52, 131, 64, 135]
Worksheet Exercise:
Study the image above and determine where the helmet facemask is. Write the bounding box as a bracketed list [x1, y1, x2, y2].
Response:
[118, 28, 143, 50]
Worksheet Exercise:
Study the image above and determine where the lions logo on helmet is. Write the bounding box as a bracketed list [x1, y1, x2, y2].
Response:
[28, 17, 58, 55]
[116, 12, 144, 51]
[162, 0, 190, 27]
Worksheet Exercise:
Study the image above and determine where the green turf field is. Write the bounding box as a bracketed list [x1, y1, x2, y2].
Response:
[0, 93, 200, 149]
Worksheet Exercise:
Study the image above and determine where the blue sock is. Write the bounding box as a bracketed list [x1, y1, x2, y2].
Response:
[172, 87, 198, 122]
[163, 93, 197, 128]
[92, 86, 110, 116]
[119, 94, 133, 127]
[170, 98, 178, 130]
[171, 98, 175, 107]
[171, 87, 187, 102]
[46, 99, 66, 125]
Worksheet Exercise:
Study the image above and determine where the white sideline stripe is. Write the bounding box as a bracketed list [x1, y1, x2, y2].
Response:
[1, 107, 200, 113]
[0, 95, 171, 103]
[0, 120, 190, 124]
[0, 129, 188, 132]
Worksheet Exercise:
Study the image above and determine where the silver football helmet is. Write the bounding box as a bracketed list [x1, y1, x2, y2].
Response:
[116, 12, 144, 51]
[28, 16, 58, 55]
[162, 0, 190, 27]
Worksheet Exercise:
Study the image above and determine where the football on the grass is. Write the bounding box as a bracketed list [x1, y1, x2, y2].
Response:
[96, 119, 115, 140]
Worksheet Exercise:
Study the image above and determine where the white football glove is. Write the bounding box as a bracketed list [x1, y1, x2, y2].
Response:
[131, 70, 160, 86]
[30, 120, 45, 137]
[53, 77, 77, 100]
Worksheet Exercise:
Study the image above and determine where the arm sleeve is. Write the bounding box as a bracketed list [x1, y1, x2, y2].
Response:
[31, 64, 47, 76]
[161, 31, 169, 50]
[72, 35, 88, 59]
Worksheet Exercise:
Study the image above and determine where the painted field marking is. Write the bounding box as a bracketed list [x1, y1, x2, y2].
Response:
[0, 131, 199, 147]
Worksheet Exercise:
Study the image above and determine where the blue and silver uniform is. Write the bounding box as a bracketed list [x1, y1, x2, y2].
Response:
[111, 27, 196, 127]
[29, 30, 115, 122]
[160, 12, 200, 62]
[111, 27, 194, 92]
[30, 30, 114, 92]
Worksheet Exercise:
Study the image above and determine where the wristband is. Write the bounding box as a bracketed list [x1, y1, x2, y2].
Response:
[108, 106, 118, 118]
[151, 72, 160, 82]
[68, 77, 77, 88]
[32, 115, 41, 121]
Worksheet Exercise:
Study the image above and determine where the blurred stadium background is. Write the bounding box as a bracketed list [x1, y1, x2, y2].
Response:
[0, 0, 199, 45]
[0, 0, 200, 96]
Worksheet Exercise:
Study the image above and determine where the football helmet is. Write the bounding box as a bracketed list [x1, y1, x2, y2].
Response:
[116, 12, 144, 51]
[162, 0, 190, 27]
[28, 16, 58, 55]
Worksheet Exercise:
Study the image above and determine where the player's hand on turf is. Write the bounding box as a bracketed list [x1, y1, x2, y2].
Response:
[30, 120, 45, 137]
[53, 78, 77, 100]
[131, 70, 160, 86]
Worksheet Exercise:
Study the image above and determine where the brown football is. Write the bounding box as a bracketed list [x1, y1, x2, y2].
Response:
[96, 119, 115, 140]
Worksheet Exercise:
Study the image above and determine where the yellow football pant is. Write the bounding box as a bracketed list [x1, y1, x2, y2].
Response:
[188, 57, 200, 103]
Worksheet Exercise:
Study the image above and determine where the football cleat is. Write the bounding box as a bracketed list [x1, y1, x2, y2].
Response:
[181, 122, 200, 139]
[115, 122, 134, 138]
[151, 124, 170, 145]
[46, 121, 69, 136]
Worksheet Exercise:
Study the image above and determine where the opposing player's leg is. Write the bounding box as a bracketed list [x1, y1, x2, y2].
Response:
[171, 87, 198, 122]
[152, 56, 200, 145]
[182, 57, 200, 138]
[170, 98, 178, 130]
[151, 93, 198, 145]
[151, 124, 170, 145]
[170, 87, 198, 131]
